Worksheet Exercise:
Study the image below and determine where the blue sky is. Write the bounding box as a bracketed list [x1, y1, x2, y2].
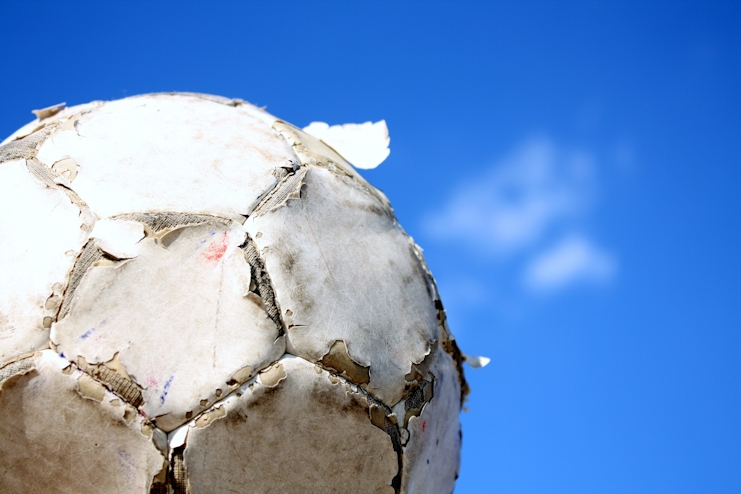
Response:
[1, 1, 739, 492]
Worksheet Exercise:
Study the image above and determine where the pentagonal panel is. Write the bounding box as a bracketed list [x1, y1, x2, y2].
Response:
[0, 351, 165, 493]
[0, 159, 88, 365]
[401, 349, 462, 494]
[246, 166, 438, 406]
[183, 356, 398, 494]
[36, 94, 297, 219]
[52, 221, 284, 431]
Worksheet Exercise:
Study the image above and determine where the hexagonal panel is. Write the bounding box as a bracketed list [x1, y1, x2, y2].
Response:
[183, 356, 398, 494]
[246, 166, 438, 406]
[52, 221, 284, 431]
[36, 94, 297, 219]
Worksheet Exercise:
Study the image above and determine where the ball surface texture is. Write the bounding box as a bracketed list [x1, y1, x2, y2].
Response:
[0, 93, 468, 494]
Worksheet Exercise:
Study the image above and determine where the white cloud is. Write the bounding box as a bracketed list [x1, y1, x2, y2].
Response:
[522, 236, 617, 292]
[424, 137, 595, 255]
[423, 136, 619, 296]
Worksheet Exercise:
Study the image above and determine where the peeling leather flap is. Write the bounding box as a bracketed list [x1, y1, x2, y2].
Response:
[0, 356, 36, 385]
[57, 240, 105, 320]
[251, 166, 307, 216]
[0, 127, 53, 163]
[115, 212, 231, 233]
[241, 235, 284, 335]
[169, 445, 188, 494]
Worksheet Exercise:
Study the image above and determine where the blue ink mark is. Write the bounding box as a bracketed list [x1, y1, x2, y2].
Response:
[191, 236, 210, 256]
[116, 448, 136, 481]
[159, 375, 174, 404]
[59, 352, 65, 358]
[426, 459, 430, 465]
[27, 379, 44, 396]
[117, 447, 134, 465]
[79, 318, 108, 340]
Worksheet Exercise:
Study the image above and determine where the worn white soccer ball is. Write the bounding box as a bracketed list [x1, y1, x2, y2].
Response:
[0, 93, 470, 493]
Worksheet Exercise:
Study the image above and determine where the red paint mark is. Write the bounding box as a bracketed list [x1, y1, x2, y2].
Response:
[202, 231, 229, 262]
[145, 377, 158, 388]
[139, 410, 147, 418]
[422, 420, 427, 433]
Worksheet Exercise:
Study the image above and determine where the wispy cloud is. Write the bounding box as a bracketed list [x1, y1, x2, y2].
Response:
[424, 138, 595, 255]
[522, 235, 617, 292]
[424, 136, 617, 296]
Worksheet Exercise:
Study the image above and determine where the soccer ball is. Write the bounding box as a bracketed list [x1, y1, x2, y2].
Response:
[0, 93, 469, 493]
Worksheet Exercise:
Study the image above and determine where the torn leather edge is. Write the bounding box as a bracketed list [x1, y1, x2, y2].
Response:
[113, 211, 234, 234]
[76, 355, 145, 409]
[0, 101, 102, 148]
[32, 103, 66, 121]
[250, 164, 306, 216]
[0, 126, 56, 163]
[55, 239, 106, 320]
[26, 157, 95, 231]
[167, 444, 189, 494]
[0, 352, 38, 385]
[316, 358, 404, 494]
[271, 120, 394, 213]
[240, 234, 285, 337]
[406, 235, 470, 405]
[319, 339, 371, 386]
